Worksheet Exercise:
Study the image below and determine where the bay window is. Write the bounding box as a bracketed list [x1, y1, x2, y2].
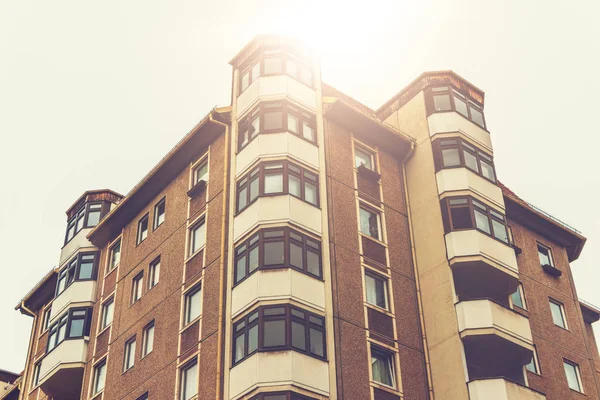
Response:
[56, 252, 98, 296]
[64, 202, 106, 244]
[433, 137, 497, 182]
[238, 52, 314, 95]
[47, 308, 92, 352]
[426, 86, 486, 129]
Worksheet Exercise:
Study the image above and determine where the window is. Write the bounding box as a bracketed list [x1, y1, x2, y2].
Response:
[427, 86, 486, 129]
[371, 346, 396, 388]
[137, 213, 149, 245]
[441, 196, 510, 244]
[526, 347, 539, 374]
[238, 53, 313, 95]
[433, 138, 497, 182]
[232, 304, 326, 365]
[365, 272, 389, 310]
[153, 197, 166, 229]
[64, 202, 106, 244]
[32, 362, 41, 388]
[359, 205, 381, 240]
[93, 359, 107, 394]
[47, 308, 92, 352]
[108, 239, 121, 271]
[537, 243, 554, 267]
[234, 227, 322, 285]
[550, 299, 567, 329]
[56, 252, 98, 295]
[136, 393, 149, 400]
[511, 284, 526, 310]
[184, 284, 202, 325]
[194, 160, 208, 185]
[189, 218, 206, 256]
[101, 297, 114, 329]
[132, 272, 143, 304]
[123, 337, 136, 371]
[142, 321, 155, 357]
[237, 101, 316, 150]
[355, 146, 375, 170]
[42, 307, 52, 332]
[179, 359, 198, 400]
[564, 360, 583, 392]
[236, 160, 319, 212]
[149, 257, 160, 289]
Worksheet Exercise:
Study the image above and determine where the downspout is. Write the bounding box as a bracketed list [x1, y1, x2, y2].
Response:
[17, 302, 36, 400]
[209, 113, 229, 400]
[401, 142, 435, 400]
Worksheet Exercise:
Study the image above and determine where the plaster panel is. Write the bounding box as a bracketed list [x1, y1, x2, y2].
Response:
[468, 378, 546, 400]
[428, 113, 492, 153]
[50, 280, 96, 323]
[445, 230, 518, 273]
[38, 339, 87, 382]
[436, 169, 504, 210]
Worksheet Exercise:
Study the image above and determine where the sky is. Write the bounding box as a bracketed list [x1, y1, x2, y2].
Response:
[1, 0, 599, 373]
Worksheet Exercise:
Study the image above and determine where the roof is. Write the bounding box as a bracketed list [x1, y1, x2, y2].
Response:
[499, 182, 586, 262]
[229, 35, 315, 69]
[64, 189, 124, 217]
[580, 299, 600, 323]
[15, 267, 57, 316]
[87, 107, 230, 247]
[0, 369, 19, 383]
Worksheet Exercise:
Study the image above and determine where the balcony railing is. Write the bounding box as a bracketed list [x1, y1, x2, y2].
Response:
[468, 378, 545, 400]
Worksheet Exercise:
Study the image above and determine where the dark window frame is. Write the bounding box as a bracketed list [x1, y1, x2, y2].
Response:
[189, 217, 206, 256]
[123, 335, 136, 372]
[232, 304, 326, 366]
[440, 196, 510, 245]
[426, 86, 487, 129]
[135, 393, 149, 400]
[537, 242, 554, 267]
[32, 362, 41, 388]
[64, 202, 106, 245]
[136, 213, 149, 245]
[153, 197, 166, 231]
[131, 271, 144, 304]
[238, 101, 317, 151]
[46, 307, 93, 353]
[101, 296, 114, 330]
[370, 345, 397, 388]
[183, 284, 202, 326]
[179, 357, 198, 400]
[234, 227, 323, 286]
[93, 358, 107, 394]
[563, 359, 583, 393]
[41, 307, 52, 333]
[433, 137, 497, 183]
[236, 160, 319, 213]
[142, 320, 155, 357]
[250, 392, 317, 400]
[56, 252, 99, 296]
[108, 238, 121, 272]
[549, 298, 568, 329]
[148, 256, 160, 289]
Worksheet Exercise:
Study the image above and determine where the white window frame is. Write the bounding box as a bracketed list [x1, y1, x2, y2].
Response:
[153, 196, 166, 230]
[354, 145, 376, 171]
[136, 213, 149, 245]
[359, 204, 382, 241]
[142, 321, 155, 357]
[123, 337, 136, 372]
[537, 242, 554, 267]
[189, 217, 206, 257]
[179, 358, 198, 400]
[92, 359, 107, 394]
[510, 283, 527, 310]
[108, 238, 121, 272]
[101, 297, 114, 330]
[564, 359, 583, 393]
[132, 272, 144, 304]
[148, 256, 160, 289]
[370, 344, 397, 389]
[549, 298, 568, 329]
[525, 345, 540, 374]
[183, 284, 202, 326]
[365, 271, 389, 311]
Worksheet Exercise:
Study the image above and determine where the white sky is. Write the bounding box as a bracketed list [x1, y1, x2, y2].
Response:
[1, 0, 599, 373]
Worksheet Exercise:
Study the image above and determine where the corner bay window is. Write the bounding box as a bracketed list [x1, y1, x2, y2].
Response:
[433, 137, 496, 182]
[234, 227, 322, 285]
[233, 304, 326, 365]
[238, 101, 316, 150]
[441, 196, 510, 244]
[56, 252, 98, 296]
[239, 52, 313, 94]
[427, 86, 486, 129]
[47, 308, 92, 352]
[64, 202, 105, 244]
[237, 160, 319, 212]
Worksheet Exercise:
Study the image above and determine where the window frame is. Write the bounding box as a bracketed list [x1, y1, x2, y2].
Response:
[64, 201, 106, 245]
[433, 137, 497, 183]
[370, 345, 397, 389]
[92, 358, 107, 395]
[183, 284, 202, 326]
[510, 283, 527, 310]
[232, 304, 326, 366]
[237, 101, 317, 151]
[359, 204, 382, 241]
[549, 298, 568, 329]
[236, 160, 320, 213]
[426, 86, 487, 129]
[234, 227, 323, 286]
[55, 252, 99, 296]
[136, 213, 149, 245]
[537, 242, 554, 267]
[354, 145, 376, 172]
[153, 197, 166, 230]
[364, 270, 390, 311]
[142, 320, 155, 358]
[46, 307, 92, 353]
[250, 392, 317, 400]
[123, 336, 136, 372]
[563, 359, 583, 393]
[101, 296, 115, 330]
[148, 256, 160, 289]
[32, 362, 41, 388]
[131, 272, 144, 304]
[41, 307, 52, 333]
[189, 217, 206, 257]
[179, 358, 198, 400]
[525, 345, 540, 375]
[108, 238, 121, 272]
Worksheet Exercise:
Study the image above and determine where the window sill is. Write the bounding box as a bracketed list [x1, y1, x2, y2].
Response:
[360, 232, 387, 248]
[370, 381, 399, 394]
[97, 325, 112, 337]
[365, 302, 393, 318]
[185, 246, 205, 264]
[542, 264, 562, 277]
[187, 180, 207, 198]
[180, 316, 202, 333]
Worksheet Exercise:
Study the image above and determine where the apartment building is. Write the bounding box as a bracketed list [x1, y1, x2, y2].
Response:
[13, 35, 600, 400]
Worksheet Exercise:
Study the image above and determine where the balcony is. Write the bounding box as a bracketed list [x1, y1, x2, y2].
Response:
[468, 378, 546, 400]
[436, 168, 504, 210]
[229, 351, 329, 399]
[38, 339, 88, 400]
[237, 75, 317, 116]
[50, 280, 96, 323]
[446, 230, 519, 300]
[428, 112, 492, 153]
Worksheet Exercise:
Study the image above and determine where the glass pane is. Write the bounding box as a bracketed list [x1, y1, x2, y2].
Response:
[538, 245, 552, 266]
[183, 363, 198, 400]
[48, 332, 57, 351]
[69, 319, 84, 337]
[263, 320, 285, 347]
[372, 351, 394, 386]
[464, 151, 479, 172]
[187, 289, 201, 322]
[290, 242, 303, 269]
[103, 302, 114, 327]
[145, 326, 154, 354]
[470, 107, 485, 127]
[111, 242, 121, 268]
[307, 251, 320, 276]
[525, 355, 537, 373]
[241, 72, 249, 92]
[87, 210, 101, 227]
[366, 275, 387, 309]
[195, 163, 208, 183]
[291, 309, 305, 319]
[265, 395, 287, 400]
[474, 209, 491, 234]
[288, 114, 299, 134]
[235, 255, 246, 283]
[289, 174, 301, 197]
[264, 111, 283, 131]
[251, 62, 260, 81]
[480, 160, 495, 181]
[564, 362, 581, 391]
[192, 223, 206, 254]
[442, 148, 460, 167]
[57, 276, 66, 294]
[291, 321, 306, 350]
[76, 215, 85, 232]
[264, 57, 282, 74]
[264, 241, 284, 266]
[79, 262, 93, 280]
[249, 176, 259, 201]
[304, 182, 317, 205]
[511, 288, 524, 309]
[355, 148, 373, 169]
[360, 208, 379, 240]
[492, 220, 508, 243]
[264, 173, 283, 194]
[302, 121, 315, 141]
[433, 94, 451, 111]
[95, 363, 106, 393]
[248, 324, 258, 353]
[309, 328, 324, 357]
[248, 247, 259, 273]
[264, 307, 285, 315]
[57, 323, 66, 343]
[550, 302, 565, 328]
[234, 334, 245, 362]
[454, 95, 468, 117]
[238, 187, 247, 211]
[251, 116, 260, 139]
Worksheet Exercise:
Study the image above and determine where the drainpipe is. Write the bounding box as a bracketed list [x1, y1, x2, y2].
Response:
[17, 302, 36, 400]
[401, 142, 435, 400]
[209, 112, 229, 400]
